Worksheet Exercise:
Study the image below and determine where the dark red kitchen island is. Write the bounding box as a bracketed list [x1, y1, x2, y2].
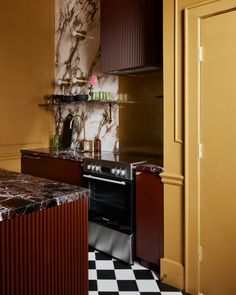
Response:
[0, 168, 89, 295]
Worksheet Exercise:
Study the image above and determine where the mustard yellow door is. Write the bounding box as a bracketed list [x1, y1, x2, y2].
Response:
[185, 1, 236, 294]
[200, 9, 236, 295]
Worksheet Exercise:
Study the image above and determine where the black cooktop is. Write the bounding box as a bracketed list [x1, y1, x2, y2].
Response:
[93, 151, 147, 165]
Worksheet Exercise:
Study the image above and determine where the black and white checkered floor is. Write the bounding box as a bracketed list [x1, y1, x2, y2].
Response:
[89, 247, 189, 295]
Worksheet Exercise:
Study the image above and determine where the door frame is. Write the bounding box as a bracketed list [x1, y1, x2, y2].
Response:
[184, 0, 236, 293]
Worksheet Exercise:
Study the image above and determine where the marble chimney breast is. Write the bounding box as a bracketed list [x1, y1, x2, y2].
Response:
[55, 0, 119, 152]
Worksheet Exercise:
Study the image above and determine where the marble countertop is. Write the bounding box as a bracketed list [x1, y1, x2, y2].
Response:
[21, 147, 88, 162]
[0, 168, 89, 222]
[21, 148, 163, 167]
[136, 163, 164, 174]
[21, 147, 121, 162]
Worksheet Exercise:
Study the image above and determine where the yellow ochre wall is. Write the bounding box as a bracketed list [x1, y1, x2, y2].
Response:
[160, 0, 204, 290]
[0, 0, 209, 291]
[119, 72, 163, 157]
[0, 0, 55, 172]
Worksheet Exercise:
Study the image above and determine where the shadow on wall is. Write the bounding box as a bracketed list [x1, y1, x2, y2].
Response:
[0, 0, 54, 172]
[119, 72, 163, 157]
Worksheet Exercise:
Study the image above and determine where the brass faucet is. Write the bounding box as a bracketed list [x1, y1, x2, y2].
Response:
[69, 115, 86, 149]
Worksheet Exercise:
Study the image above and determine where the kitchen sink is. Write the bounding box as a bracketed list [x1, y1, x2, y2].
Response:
[55, 148, 85, 158]
[56, 148, 95, 159]
[57, 148, 84, 155]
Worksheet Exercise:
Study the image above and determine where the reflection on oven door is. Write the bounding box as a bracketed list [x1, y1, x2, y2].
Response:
[88, 177, 133, 235]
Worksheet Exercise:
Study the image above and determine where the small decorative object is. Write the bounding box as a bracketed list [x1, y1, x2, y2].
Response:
[90, 92, 99, 100]
[59, 95, 74, 102]
[88, 75, 98, 98]
[94, 137, 101, 152]
[89, 75, 98, 86]
[90, 91, 112, 101]
[98, 91, 105, 100]
[74, 94, 89, 101]
[83, 140, 94, 152]
[61, 114, 74, 148]
[52, 134, 61, 150]
[118, 93, 128, 102]
[71, 74, 98, 100]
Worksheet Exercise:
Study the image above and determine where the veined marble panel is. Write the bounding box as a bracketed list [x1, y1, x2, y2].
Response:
[55, 0, 119, 151]
[0, 168, 89, 222]
[56, 103, 119, 152]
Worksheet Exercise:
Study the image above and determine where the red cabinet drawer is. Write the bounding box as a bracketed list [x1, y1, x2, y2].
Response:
[21, 154, 83, 186]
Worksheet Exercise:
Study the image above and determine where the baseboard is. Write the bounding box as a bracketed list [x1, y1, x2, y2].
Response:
[160, 257, 184, 290]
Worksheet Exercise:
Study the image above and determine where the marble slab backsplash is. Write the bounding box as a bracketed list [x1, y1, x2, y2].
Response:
[55, 0, 119, 151]
[55, 103, 119, 152]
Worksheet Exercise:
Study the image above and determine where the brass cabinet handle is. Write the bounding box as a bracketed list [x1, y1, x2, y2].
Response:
[22, 154, 41, 160]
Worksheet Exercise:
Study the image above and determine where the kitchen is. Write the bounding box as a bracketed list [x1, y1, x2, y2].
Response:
[1, 0, 236, 295]
[0, 0, 166, 293]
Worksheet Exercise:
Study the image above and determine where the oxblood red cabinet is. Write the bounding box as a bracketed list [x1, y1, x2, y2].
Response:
[100, 0, 162, 74]
[21, 154, 83, 186]
[136, 171, 163, 269]
[0, 194, 88, 295]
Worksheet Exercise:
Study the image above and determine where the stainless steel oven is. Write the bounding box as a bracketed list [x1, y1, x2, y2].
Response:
[83, 157, 141, 264]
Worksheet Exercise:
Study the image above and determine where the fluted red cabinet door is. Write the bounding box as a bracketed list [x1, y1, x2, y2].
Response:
[0, 199, 88, 295]
[100, 0, 163, 74]
[136, 171, 163, 268]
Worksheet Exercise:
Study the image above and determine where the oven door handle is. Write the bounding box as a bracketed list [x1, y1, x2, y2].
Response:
[83, 174, 126, 186]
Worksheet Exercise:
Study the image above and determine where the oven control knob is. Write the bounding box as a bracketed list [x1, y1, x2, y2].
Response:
[95, 165, 101, 172]
[91, 164, 96, 171]
[87, 164, 91, 170]
[116, 168, 121, 175]
[111, 168, 116, 174]
[121, 169, 126, 176]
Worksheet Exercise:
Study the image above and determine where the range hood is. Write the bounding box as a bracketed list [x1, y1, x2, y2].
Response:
[100, 0, 163, 75]
[108, 66, 162, 76]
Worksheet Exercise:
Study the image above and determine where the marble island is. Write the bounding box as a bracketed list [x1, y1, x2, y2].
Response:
[0, 168, 89, 295]
[0, 168, 89, 222]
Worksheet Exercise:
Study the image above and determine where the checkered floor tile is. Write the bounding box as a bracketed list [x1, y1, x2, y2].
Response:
[89, 247, 190, 295]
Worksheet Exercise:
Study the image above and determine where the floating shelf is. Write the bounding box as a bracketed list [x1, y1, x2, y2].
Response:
[118, 98, 163, 105]
[38, 98, 163, 108]
[38, 100, 118, 107]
